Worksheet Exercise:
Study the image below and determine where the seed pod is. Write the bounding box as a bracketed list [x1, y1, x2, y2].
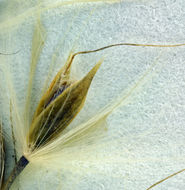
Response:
[27, 61, 102, 151]
[32, 53, 74, 120]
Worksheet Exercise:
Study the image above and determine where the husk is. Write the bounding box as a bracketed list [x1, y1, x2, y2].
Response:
[27, 61, 102, 151]
[32, 53, 73, 120]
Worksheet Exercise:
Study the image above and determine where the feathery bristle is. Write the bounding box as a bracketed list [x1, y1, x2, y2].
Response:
[0, 122, 5, 189]
[24, 16, 46, 129]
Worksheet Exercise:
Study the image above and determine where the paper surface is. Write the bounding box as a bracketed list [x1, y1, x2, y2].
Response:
[0, 0, 185, 189]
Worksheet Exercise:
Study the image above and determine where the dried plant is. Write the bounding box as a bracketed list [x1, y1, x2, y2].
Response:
[2, 18, 185, 189]
[1, 1, 185, 190]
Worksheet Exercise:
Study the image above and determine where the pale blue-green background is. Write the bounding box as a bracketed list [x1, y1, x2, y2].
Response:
[0, 0, 185, 189]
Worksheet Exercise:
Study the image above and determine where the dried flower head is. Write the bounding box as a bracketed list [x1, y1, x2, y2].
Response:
[27, 56, 102, 152]
[1, 8, 185, 190]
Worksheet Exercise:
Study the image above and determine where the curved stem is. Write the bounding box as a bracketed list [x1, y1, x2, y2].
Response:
[65, 42, 185, 73]
[2, 156, 29, 190]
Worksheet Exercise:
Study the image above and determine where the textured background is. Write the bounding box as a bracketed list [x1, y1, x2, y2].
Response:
[0, 0, 185, 189]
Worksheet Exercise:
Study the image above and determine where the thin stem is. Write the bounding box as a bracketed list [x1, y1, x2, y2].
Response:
[2, 156, 29, 190]
[147, 168, 185, 190]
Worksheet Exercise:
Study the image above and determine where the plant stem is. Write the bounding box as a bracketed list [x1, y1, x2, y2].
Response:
[2, 155, 29, 190]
